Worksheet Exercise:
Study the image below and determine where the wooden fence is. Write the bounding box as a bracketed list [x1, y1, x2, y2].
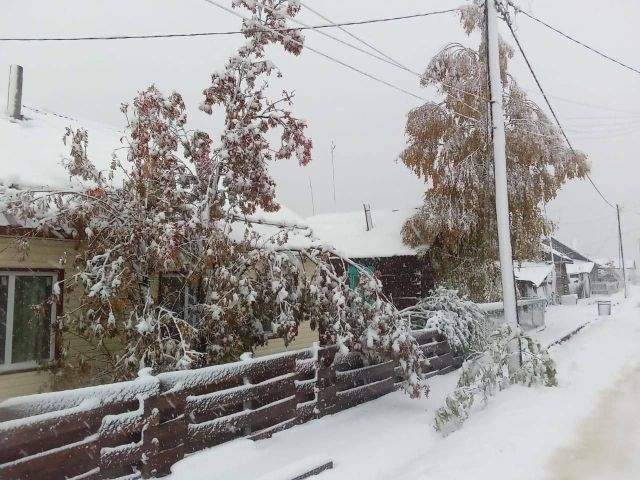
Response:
[591, 280, 620, 295]
[0, 328, 460, 480]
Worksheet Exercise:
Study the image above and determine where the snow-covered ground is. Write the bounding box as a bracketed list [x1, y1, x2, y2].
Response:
[168, 289, 640, 480]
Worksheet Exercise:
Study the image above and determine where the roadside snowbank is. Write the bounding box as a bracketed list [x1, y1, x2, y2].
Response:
[168, 289, 640, 480]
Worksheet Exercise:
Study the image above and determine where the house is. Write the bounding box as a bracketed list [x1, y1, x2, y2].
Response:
[541, 237, 603, 299]
[0, 84, 318, 399]
[513, 262, 554, 300]
[306, 207, 435, 309]
[565, 261, 595, 298]
[0, 97, 125, 399]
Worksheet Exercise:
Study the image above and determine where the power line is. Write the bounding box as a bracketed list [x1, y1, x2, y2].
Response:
[509, 1, 640, 76]
[261, 1, 487, 106]
[201, 0, 429, 102]
[0, 10, 459, 42]
[532, 92, 640, 116]
[299, 0, 406, 69]
[499, 6, 616, 210]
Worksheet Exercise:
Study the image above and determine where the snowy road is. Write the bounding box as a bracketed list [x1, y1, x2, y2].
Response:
[168, 290, 640, 480]
[546, 362, 640, 480]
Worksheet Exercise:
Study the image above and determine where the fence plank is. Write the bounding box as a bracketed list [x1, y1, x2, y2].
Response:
[100, 442, 142, 470]
[0, 434, 99, 480]
[335, 361, 395, 391]
[188, 395, 297, 452]
[335, 377, 395, 411]
[187, 373, 296, 416]
[420, 340, 450, 358]
[0, 400, 138, 464]
[410, 328, 442, 345]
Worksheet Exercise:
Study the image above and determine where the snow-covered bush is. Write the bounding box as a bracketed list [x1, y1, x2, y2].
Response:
[403, 287, 489, 355]
[434, 325, 557, 434]
[2, 0, 427, 397]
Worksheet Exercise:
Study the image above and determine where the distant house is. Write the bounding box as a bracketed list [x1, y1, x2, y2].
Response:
[565, 261, 595, 298]
[306, 207, 435, 309]
[515, 237, 601, 301]
[514, 262, 555, 300]
[543, 237, 603, 299]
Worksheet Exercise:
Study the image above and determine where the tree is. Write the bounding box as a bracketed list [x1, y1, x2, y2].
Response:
[400, 2, 589, 301]
[2, 0, 426, 397]
[434, 323, 557, 435]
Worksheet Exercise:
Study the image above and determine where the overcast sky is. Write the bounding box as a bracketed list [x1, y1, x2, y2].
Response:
[1, 0, 639, 264]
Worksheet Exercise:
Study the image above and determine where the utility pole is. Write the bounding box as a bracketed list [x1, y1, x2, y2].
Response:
[486, 0, 518, 324]
[616, 204, 628, 298]
[542, 194, 557, 303]
[308, 177, 316, 216]
[6, 65, 23, 119]
[330, 141, 337, 210]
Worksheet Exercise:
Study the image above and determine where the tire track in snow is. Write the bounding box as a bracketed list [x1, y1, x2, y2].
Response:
[545, 362, 640, 479]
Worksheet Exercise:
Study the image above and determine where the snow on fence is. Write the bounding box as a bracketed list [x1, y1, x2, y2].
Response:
[0, 329, 460, 480]
[478, 298, 547, 329]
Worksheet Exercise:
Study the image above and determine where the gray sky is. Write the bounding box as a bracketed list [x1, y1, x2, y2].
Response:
[1, 0, 639, 263]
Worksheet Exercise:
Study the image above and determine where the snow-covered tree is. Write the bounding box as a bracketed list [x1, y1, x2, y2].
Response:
[434, 324, 557, 434]
[400, 2, 589, 301]
[2, 0, 427, 397]
[402, 287, 489, 355]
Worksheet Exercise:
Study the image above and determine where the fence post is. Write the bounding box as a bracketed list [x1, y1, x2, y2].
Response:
[315, 346, 337, 417]
[241, 352, 254, 435]
[139, 397, 160, 479]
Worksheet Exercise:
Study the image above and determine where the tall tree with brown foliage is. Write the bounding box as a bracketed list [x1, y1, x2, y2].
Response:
[400, 3, 589, 301]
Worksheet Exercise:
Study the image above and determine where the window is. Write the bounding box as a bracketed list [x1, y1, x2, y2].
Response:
[0, 272, 57, 371]
[347, 264, 374, 289]
[159, 274, 197, 324]
[159, 274, 188, 319]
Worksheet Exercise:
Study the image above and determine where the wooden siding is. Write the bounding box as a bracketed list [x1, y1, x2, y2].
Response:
[345, 255, 434, 309]
[0, 236, 320, 399]
[254, 321, 319, 357]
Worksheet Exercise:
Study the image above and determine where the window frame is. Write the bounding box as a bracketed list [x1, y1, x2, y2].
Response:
[158, 272, 191, 321]
[0, 270, 58, 373]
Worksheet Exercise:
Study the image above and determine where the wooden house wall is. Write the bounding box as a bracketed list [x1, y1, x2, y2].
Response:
[347, 255, 434, 309]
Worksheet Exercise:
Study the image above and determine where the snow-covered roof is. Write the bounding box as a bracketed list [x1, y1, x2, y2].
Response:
[565, 261, 595, 275]
[305, 208, 417, 259]
[0, 107, 122, 227]
[513, 262, 553, 287]
[0, 108, 316, 252]
[0, 106, 121, 190]
[230, 205, 320, 251]
[540, 243, 572, 262]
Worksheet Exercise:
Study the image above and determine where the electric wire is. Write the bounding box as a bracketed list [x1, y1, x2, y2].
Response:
[202, 0, 484, 125]
[0, 9, 460, 42]
[259, 1, 487, 104]
[499, 6, 616, 209]
[299, 0, 408, 69]
[509, 1, 640, 76]
[201, 0, 428, 102]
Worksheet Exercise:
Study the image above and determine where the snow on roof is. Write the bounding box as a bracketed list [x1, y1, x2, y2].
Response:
[0, 106, 122, 190]
[565, 261, 595, 275]
[513, 262, 553, 287]
[0, 107, 122, 227]
[230, 204, 320, 251]
[0, 109, 313, 251]
[305, 208, 417, 259]
[540, 243, 572, 262]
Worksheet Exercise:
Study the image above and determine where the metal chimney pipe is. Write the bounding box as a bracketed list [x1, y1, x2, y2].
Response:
[6, 65, 23, 119]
